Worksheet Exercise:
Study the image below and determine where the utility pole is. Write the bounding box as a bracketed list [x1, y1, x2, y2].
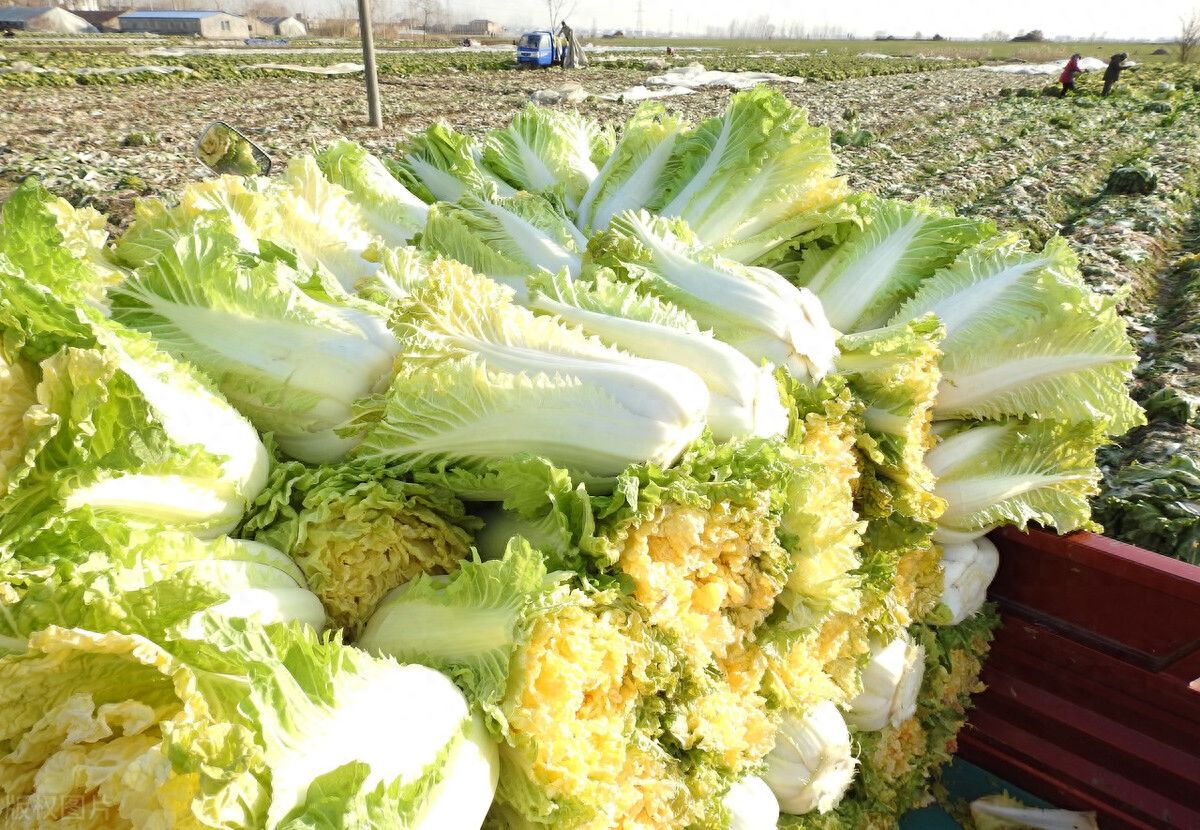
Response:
[356, 0, 383, 127]
[635, 0, 643, 37]
[668, 7, 673, 36]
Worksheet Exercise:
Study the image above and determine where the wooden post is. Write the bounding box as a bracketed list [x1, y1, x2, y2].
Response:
[356, 0, 383, 128]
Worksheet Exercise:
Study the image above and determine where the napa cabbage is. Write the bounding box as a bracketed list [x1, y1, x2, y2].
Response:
[349, 259, 709, 485]
[590, 209, 837, 383]
[317, 138, 429, 246]
[0, 619, 497, 829]
[109, 226, 399, 464]
[528, 269, 788, 441]
[0, 519, 324, 654]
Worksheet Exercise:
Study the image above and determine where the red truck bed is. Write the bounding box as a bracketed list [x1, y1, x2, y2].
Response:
[961, 528, 1200, 829]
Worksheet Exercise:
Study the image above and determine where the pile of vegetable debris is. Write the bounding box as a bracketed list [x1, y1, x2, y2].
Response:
[0, 87, 1141, 829]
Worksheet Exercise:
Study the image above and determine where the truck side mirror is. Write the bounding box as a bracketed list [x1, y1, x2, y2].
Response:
[196, 121, 272, 177]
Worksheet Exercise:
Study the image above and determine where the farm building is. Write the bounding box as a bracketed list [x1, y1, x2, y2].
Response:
[70, 8, 127, 33]
[253, 15, 306, 37]
[0, 6, 96, 33]
[117, 10, 250, 38]
[452, 19, 504, 36]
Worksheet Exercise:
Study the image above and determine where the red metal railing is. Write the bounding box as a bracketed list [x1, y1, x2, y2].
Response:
[959, 528, 1200, 829]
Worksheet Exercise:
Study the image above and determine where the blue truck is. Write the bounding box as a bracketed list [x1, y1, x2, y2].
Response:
[516, 30, 560, 68]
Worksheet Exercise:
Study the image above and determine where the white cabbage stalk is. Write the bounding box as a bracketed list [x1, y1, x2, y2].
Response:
[64, 328, 269, 537]
[353, 261, 710, 479]
[175, 541, 328, 636]
[971, 795, 1099, 830]
[108, 230, 400, 464]
[528, 272, 787, 441]
[763, 701, 857, 816]
[939, 537, 1001, 625]
[847, 634, 925, 732]
[600, 210, 838, 382]
[265, 662, 499, 829]
[722, 775, 782, 829]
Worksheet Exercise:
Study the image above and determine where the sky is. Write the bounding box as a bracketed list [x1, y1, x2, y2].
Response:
[431, 0, 1197, 41]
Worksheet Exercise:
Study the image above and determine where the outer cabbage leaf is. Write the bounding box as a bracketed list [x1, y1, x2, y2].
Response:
[528, 269, 788, 441]
[109, 227, 398, 464]
[0, 253, 99, 365]
[481, 105, 611, 211]
[589, 210, 837, 383]
[926, 419, 1105, 542]
[317, 139, 429, 247]
[418, 192, 585, 299]
[575, 101, 686, 234]
[893, 236, 1143, 435]
[0, 179, 118, 313]
[836, 316, 945, 525]
[0, 619, 497, 830]
[389, 122, 516, 203]
[274, 155, 382, 290]
[348, 260, 708, 484]
[0, 349, 37, 493]
[360, 541, 717, 830]
[113, 174, 283, 269]
[789, 197, 993, 333]
[0, 326, 268, 541]
[775, 378, 865, 632]
[358, 245, 441, 303]
[650, 87, 847, 258]
[0, 519, 324, 654]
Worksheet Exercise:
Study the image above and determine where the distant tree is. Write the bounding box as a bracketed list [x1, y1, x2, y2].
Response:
[546, 0, 577, 31]
[1182, 10, 1200, 63]
[914, 30, 923, 39]
[982, 29, 1010, 41]
[245, 1, 289, 19]
[409, 0, 444, 39]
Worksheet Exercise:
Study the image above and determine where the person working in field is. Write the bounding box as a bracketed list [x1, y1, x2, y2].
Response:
[556, 21, 573, 64]
[1059, 53, 1084, 97]
[1103, 52, 1134, 96]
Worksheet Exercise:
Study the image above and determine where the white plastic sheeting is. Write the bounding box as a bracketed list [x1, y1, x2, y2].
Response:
[980, 56, 1127, 75]
[645, 62, 807, 90]
[240, 62, 364, 75]
[0, 62, 194, 77]
[595, 84, 696, 102]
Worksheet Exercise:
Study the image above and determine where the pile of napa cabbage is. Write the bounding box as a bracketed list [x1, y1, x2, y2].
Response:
[0, 87, 1140, 830]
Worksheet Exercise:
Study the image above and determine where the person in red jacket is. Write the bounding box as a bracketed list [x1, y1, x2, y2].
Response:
[1059, 53, 1084, 97]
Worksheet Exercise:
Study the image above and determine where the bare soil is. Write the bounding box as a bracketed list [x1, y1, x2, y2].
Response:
[0, 66, 1038, 226]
